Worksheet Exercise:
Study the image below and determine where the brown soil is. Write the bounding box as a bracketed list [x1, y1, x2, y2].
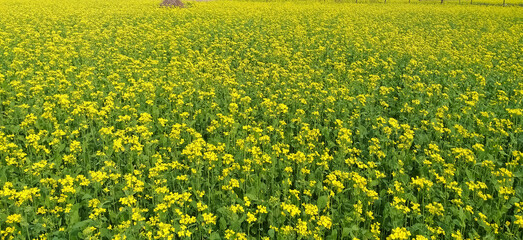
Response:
[160, 0, 185, 8]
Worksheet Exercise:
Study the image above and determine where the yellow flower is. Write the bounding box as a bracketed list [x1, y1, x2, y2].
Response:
[317, 215, 332, 229]
[158, 118, 168, 126]
[179, 214, 196, 225]
[89, 207, 107, 220]
[281, 203, 300, 217]
[426, 202, 445, 216]
[6, 214, 22, 224]
[246, 212, 257, 224]
[302, 203, 318, 216]
[411, 176, 433, 191]
[387, 227, 411, 240]
[296, 219, 309, 236]
[230, 204, 244, 214]
[202, 213, 216, 225]
[119, 195, 137, 206]
[451, 231, 463, 240]
[225, 229, 235, 239]
[69, 140, 82, 153]
[515, 215, 523, 228]
[197, 202, 208, 212]
[256, 205, 268, 214]
[89, 199, 100, 208]
[243, 196, 251, 207]
[177, 225, 192, 238]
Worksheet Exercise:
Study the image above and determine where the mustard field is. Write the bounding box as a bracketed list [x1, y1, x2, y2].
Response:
[0, 0, 522, 239]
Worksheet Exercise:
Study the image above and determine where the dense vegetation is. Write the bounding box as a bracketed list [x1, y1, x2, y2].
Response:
[0, 0, 522, 239]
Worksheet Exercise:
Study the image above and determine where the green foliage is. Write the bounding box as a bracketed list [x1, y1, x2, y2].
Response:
[0, 0, 522, 239]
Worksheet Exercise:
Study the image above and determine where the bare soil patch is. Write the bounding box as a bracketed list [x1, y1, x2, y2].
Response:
[161, 0, 185, 7]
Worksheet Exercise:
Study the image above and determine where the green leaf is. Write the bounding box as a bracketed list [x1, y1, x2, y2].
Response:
[245, 193, 258, 201]
[68, 204, 81, 225]
[71, 219, 92, 230]
[268, 229, 275, 238]
[209, 232, 221, 240]
[326, 229, 338, 240]
[219, 217, 227, 231]
[342, 227, 351, 238]
[318, 195, 329, 211]
[100, 228, 112, 238]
